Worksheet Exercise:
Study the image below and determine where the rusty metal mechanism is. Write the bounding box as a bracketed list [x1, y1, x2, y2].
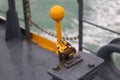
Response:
[57, 40, 76, 62]
[56, 40, 83, 69]
[49, 5, 82, 67]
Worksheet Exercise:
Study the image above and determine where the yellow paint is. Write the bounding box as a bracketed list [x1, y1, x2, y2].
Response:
[49, 5, 65, 46]
[31, 32, 57, 53]
[49, 5, 65, 21]
[56, 21, 62, 46]
[30, 5, 76, 59]
[31, 5, 66, 56]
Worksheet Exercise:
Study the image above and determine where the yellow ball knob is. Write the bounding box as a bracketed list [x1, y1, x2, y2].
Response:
[49, 5, 65, 22]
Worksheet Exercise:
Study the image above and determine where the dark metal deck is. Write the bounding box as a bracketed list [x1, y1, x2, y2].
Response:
[0, 23, 104, 80]
[0, 23, 58, 80]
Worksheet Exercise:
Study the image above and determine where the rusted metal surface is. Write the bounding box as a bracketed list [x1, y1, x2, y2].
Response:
[48, 52, 104, 80]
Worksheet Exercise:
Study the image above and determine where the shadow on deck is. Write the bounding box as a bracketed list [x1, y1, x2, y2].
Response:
[0, 23, 58, 80]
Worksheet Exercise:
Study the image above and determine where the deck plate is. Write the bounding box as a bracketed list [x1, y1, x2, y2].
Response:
[48, 52, 104, 80]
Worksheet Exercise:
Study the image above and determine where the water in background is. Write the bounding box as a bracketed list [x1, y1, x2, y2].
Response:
[0, 0, 120, 68]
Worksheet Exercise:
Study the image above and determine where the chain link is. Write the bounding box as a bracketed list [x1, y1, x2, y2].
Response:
[30, 20, 78, 40]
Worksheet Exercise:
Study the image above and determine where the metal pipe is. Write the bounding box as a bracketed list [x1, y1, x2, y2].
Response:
[8, 0, 15, 10]
[56, 21, 62, 46]
[82, 20, 120, 35]
[6, 0, 22, 40]
[78, 0, 83, 51]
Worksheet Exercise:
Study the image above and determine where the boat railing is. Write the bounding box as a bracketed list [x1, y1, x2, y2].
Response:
[81, 19, 120, 53]
[78, 0, 120, 53]
[1, 9, 120, 53]
[82, 20, 120, 35]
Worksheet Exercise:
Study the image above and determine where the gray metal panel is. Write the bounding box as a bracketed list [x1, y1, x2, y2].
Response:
[48, 52, 104, 80]
[0, 23, 104, 80]
[0, 24, 58, 80]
